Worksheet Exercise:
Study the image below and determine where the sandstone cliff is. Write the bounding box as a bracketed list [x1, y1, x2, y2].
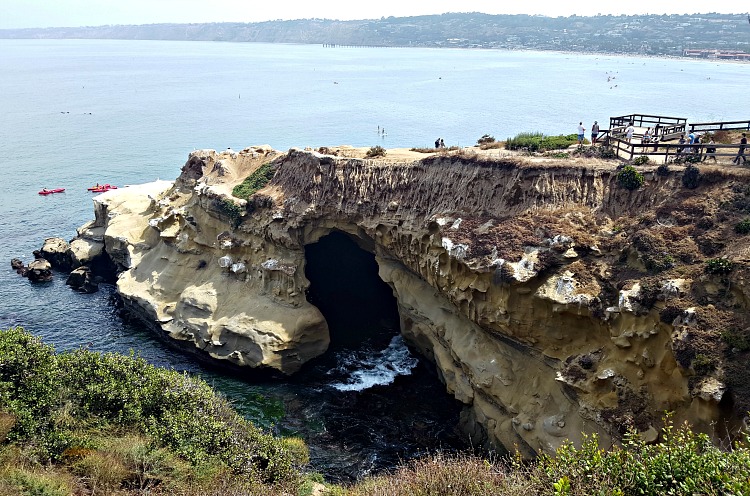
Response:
[69, 145, 750, 457]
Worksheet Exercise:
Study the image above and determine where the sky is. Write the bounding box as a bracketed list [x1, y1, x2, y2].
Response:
[1, 0, 748, 29]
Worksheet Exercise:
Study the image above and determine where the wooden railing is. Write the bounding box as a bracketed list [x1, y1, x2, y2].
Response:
[688, 120, 750, 133]
[605, 136, 745, 164]
[610, 113, 687, 128]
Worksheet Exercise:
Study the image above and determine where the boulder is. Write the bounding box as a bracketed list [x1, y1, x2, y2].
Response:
[26, 258, 52, 282]
[70, 238, 105, 268]
[66, 266, 98, 293]
[40, 237, 73, 271]
[11, 258, 26, 275]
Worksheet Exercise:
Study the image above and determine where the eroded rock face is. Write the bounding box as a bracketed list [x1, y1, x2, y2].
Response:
[67, 145, 750, 457]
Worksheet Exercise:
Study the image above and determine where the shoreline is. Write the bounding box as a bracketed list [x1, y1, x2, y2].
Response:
[0, 37, 747, 66]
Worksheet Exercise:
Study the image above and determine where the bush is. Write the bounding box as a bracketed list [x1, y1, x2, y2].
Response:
[633, 155, 650, 165]
[656, 163, 670, 176]
[705, 258, 733, 275]
[0, 327, 60, 443]
[215, 198, 243, 228]
[365, 145, 386, 158]
[617, 165, 645, 190]
[0, 328, 300, 484]
[505, 132, 579, 152]
[539, 415, 750, 496]
[232, 162, 277, 200]
[722, 328, 750, 351]
[477, 134, 496, 145]
[735, 218, 750, 235]
[682, 164, 701, 189]
[599, 147, 617, 159]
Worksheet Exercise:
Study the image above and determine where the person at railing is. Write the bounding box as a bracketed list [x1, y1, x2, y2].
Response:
[577, 122, 585, 147]
[643, 128, 652, 144]
[591, 121, 600, 145]
[625, 122, 635, 142]
[733, 133, 748, 165]
[703, 137, 717, 163]
[676, 134, 686, 157]
[693, 134, 703, 157]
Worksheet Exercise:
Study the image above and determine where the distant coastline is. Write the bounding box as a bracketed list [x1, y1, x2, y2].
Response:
[1, 12, 749, 60]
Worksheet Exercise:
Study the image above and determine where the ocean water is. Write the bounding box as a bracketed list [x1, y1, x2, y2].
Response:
[1, 39, 749, 480]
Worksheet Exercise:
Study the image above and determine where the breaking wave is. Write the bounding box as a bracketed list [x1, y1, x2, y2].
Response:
[329, 335, 418, 392]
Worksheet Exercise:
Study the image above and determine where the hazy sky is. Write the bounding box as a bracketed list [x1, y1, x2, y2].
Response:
[1, 0, 748, 29]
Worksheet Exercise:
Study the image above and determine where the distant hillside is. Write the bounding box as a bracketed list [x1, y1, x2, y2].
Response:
[2, 12, 749, 57]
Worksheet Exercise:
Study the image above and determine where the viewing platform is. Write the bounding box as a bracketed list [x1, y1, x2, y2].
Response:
[597, 113, 749, 163]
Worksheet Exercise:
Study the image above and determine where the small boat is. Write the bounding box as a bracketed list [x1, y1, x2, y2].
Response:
[38, 188, 65, 195]
[88, 184, 118, 192]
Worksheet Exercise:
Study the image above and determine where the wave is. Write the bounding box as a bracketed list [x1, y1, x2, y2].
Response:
[329, 335, 418, 392]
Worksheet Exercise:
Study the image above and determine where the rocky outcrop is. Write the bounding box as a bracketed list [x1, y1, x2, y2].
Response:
[66, 145, 750, 457]
[25, 258, 53, 282]
[40, 237, 73, 271]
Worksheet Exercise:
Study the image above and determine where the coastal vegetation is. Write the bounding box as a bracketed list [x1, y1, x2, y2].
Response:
[365, 145, 387, 158]
[232, 162, 277, 200]
[3, 327, 750, 495]
[504, 132, 580, 152]
[616, 165, 645, 190]
[0, 327, 305, 495]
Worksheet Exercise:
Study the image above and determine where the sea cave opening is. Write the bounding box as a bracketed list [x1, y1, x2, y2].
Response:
[304, 230, 400, 352]
[299, 229, 468, 481]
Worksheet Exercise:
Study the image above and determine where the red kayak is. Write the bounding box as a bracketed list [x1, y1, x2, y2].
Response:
[38, 188, 65, 195]
[88, 184, 117, 193]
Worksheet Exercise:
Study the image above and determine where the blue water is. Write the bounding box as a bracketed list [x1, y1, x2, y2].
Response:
[1, 39, 749, 479]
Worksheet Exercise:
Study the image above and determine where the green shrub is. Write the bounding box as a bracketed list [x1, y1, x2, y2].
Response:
[365, 145, 387, 158]
[616, 165, 645, 190]
[232, 162, 277, 200]
[656, 163, 670, 176]
[705, 258, 733, 275]
[0, 328, 300, 484]
[505, 132, 579, 152]
[477, 134, 496, 145]
[5, 468, 73, 496]
[216, 198, 243, 228]
[599, 147, 617, 159]
[735, 218, 750, 235]
[545, 152, 570, 159]
[0, 327, 60, 443]
[539, 415, 750, 496]
[722, 329, 750, 351]
[682, 163, 701, 189]
[691, 354, 716, 375]
[632, 155, 650, 165]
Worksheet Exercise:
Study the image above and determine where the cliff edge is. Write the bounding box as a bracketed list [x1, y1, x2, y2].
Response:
[69, 144, 750, 457]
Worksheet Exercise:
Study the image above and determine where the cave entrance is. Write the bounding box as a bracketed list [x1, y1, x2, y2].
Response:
[304, 230, 400, 351]
[298, 230, 469, 480]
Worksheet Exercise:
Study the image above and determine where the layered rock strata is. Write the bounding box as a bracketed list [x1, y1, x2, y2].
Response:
[68, 145, 750, 456]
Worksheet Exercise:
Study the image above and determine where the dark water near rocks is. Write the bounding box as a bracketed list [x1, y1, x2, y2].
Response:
[2, 39, 749, 480]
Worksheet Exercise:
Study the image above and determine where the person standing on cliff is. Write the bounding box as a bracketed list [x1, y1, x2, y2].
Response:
[733, 133, 747, 165]
[625, 122, 635, 142]
[591, 121, 600, 145]
[577, 122, 585, 146]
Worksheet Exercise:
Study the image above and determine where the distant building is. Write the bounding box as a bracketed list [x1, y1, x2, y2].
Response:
[683, 49, 750, 61]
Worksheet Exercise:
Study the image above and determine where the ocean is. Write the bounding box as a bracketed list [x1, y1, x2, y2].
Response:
[1, 39, 748, 480]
